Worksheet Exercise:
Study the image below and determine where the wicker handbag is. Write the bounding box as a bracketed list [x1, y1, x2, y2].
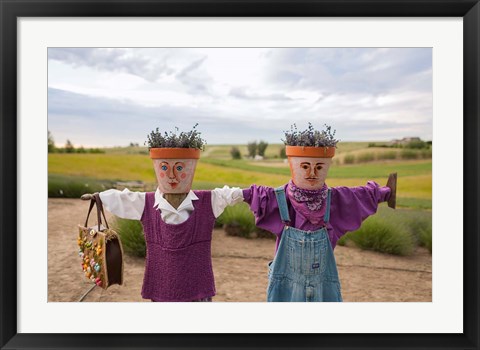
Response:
[77, 193, 124, 289]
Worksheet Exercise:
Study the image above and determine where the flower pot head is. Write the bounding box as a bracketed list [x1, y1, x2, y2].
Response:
[282, 123, 338, 190]
[286, 146, 334, 190]
[150, 148, 200, 194]
[145, 124, 206, 194]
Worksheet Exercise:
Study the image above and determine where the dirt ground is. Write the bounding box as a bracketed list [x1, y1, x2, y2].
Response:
[48, 198, 432, 302]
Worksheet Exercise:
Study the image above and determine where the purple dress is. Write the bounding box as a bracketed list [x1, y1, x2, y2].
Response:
[243, 181, 391, 252]
[140, 191, 216, 302]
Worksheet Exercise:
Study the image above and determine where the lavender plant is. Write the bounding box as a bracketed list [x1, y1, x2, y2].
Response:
[282, 123, 339, 147]
[145, 123, 207, 150]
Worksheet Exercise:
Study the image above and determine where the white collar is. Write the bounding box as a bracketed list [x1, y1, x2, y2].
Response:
[153, 188, 199, 213]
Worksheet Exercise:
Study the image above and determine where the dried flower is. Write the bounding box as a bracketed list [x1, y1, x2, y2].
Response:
[145, 123, 207, 150]
[282, 123, 339, 147]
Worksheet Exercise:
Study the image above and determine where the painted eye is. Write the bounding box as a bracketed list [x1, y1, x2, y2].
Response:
[176, 166, 183, 171]
[316, 165, 323, 171]
[301, 165, 309, 170]
[161, 165, 167, 171]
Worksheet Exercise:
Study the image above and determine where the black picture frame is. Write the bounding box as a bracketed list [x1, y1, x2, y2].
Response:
[1, 1, 479, 349]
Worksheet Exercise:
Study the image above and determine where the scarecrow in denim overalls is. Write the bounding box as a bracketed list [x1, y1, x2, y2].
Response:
[242, 124, 397, 302]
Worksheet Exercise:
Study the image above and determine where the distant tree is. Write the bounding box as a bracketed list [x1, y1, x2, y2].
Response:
[77, 146, 87, 153]
[48, 130, 55, 153]
[230, 146, 242, 160]
[65, 140, 75, 153]
[279, 146, 286, 159]
[247, 141, 257, 158]
[257, 141, 268, 157]
[406, 140, 428, 149]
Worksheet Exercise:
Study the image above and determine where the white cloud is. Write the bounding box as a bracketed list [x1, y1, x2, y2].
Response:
[48, 48, 432, 146]
[48, 48, 175, 82]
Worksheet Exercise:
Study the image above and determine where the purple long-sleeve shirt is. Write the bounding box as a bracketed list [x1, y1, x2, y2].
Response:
[242, 181, 391, 251]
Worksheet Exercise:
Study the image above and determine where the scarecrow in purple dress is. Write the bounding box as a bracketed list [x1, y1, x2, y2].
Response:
[242, 124, 397, 302]
[82, 126, 243, 302]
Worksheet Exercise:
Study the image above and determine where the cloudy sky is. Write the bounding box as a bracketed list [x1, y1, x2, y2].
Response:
[48, 48, 432, 147]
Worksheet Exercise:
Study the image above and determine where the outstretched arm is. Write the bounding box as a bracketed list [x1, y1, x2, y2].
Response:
[81, 189, 145, 220]
[242, 184, 285, 236]
[329, 180, 392, 242]
[211, 186, 244, 218]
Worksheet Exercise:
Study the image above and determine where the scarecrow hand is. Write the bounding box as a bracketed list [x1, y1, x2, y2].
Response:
[386, 173, 397, 209]
[80, 192, 99, 201]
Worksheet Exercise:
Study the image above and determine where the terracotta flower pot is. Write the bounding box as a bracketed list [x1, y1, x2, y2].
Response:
[285, 145, 335, 158]
[150, 148, 200, 194]
[285, 145, 335, 190]
[149, 147, 201, 160]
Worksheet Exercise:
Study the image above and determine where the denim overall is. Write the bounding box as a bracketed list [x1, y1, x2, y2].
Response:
[267, 187, 343, 302]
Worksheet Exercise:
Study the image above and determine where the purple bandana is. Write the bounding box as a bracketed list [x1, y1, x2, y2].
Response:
[287, 180, 328, 225]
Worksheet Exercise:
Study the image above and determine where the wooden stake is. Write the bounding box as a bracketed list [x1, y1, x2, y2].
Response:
[164, 193, 188, 210]
[386, 172, 397, 209]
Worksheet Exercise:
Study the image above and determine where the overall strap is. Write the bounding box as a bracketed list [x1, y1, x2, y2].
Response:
[323, 188, 332, 224]
[274, 187, 291, 224]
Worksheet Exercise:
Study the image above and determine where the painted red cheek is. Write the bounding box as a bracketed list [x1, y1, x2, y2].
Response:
[160, 173, 165, 178]
[181, 173, 187, 179]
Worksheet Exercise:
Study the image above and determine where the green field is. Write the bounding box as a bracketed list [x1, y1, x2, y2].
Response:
[48, 142, 432, 209]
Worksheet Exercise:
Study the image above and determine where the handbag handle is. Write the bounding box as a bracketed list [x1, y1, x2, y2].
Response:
[84, 193, 109, 231]
[94, 192, 109, 229]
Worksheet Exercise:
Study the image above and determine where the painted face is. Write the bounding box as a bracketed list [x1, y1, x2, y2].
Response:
[152, 158, 197, 194]
[288, 156, 332, 189]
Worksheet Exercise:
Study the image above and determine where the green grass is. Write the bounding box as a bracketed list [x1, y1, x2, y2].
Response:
[112, 217, 146, 257]
[344, 154, 355, 164]
[401, 149, 419, 160]
[48, 144, 431, 210]
[356, 152, 375, 163]
[114, 202, 432, 257]
[49, 148, 431, 181]
[338, 206, 431, 255]
[203, 144, 287, 160]
[329, 161, 431, 178]
[377, 151, 397, 160]
[201, 158, 290, 176]
[334, 142, 372, 153]
[192, 181, 245, 190]
[419, 227, 432, 253]
[202, 158, 431, 179]
[202, 142, 375, 160]
[103, 146, 148, 155]
[49, 158, 431, 206]
[108, 200, 431, 258]
[48, 154, 290, 187]
[49, 153, 155, 182]
[48, 174, 116, 198]
[195, 162, 290, 188]
[49, 142, 432, 257]
[217, 202, 256, 238]
[340, 216, 415, 256]
[396, 197, 432, 210]
[420, 149, 432, 159]
[402, 209, 432, 253]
